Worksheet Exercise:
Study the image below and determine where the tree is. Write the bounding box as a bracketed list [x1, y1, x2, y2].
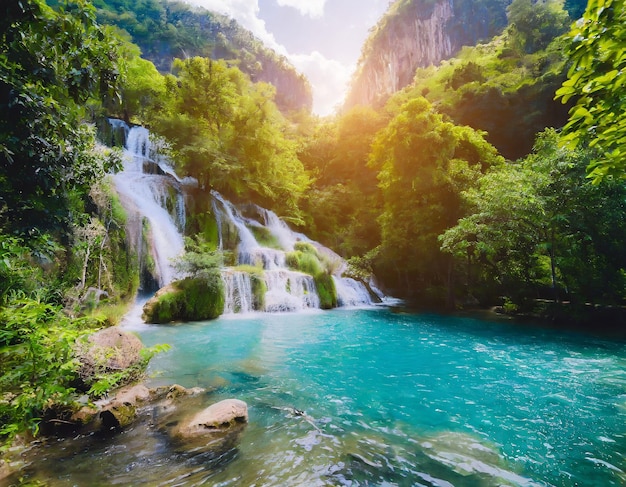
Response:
[555, 0, 626, 182]
[506, 0, 570, 53]
[441, 129, 626, 305]
[369, 97, 502, 303]
[300, 107, 387, 256]
[150, 57, 310, 221]
[0, 0, 122, 233]
[118, 43, 166, 123]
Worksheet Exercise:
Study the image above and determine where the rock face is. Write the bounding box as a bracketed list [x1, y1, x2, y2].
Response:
[96, 3, 312, 114]
[345, 0, 511, 108]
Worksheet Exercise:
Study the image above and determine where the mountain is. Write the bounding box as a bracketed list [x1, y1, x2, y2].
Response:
[92, 0, 312, 114]
[345, 0, 513, 109]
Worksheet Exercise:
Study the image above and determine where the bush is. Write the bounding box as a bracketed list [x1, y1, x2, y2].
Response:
[0, 298, 103, 441]
[286, 242, 325, 276]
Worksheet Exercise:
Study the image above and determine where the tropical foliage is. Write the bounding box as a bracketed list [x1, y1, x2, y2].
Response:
[556, 0, 626, 181]
[147, 57, 311, 222]
[441, 129, 626, 306]
[370, 98, 503, 302]
[1, 0, 625, 448]
[88, 0, 312, 113]
[0, 0, 133, 444]
[0, 0, 122, 233]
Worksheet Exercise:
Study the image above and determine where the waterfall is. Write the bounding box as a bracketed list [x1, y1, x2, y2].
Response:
[222, 270, 254, 314]
[111, 121, 186, 290]
[211, 191, 260, 261]
[212, 191, 377, 314]
[264, 270, 320, 312]
[107, 120, 383, 313]
[333, 277, 374, 307]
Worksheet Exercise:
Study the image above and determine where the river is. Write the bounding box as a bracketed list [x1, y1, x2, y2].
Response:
[15, 307, 626, 486]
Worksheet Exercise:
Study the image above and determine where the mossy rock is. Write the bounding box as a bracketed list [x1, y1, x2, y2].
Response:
[314, 273, 338, 310]
[76, 327, 144, 386]
[251, 274, 267, 310]
[286, 250, 324, 276]
[143, 276, 225, 323]
[248, 225, 281, 249]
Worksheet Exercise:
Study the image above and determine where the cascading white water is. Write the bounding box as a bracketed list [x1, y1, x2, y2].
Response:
[211, 191, 260, 261]
[333, 276, 374, 307]
[264, 270, 320, 312]
[112, 122, 185, 288]
[212, 191, 377, 313]
[213, 191, 323, 312]
[222, 270, 254, 314]
[109, 121, 381, 312]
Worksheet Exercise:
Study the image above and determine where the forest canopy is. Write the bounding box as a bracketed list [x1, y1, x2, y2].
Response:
[556, 0, 626, 182]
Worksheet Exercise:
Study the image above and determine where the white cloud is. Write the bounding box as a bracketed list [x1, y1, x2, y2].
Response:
[290, 51, 353, 116]
[184, 0, 287, 55]
[276, 0, 328, 18]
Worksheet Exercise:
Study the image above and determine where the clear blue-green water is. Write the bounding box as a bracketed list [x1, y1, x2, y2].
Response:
[17, 308, 626, 486]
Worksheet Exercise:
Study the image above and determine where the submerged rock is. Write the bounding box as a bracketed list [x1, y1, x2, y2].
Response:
[100, 402, 136, 430]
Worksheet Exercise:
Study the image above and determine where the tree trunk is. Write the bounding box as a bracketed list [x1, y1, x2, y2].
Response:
[550, 226, 559, 303]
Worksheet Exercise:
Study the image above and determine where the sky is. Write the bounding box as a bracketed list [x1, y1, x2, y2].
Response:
[184, 0, 391, 116]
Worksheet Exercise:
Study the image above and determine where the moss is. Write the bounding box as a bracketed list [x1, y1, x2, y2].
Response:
[143, 276, 225, 323]
[314, 273, 338, 310]
[248, 225, 281, 249]
[182, 188, 220, 249]
[251, 274, 267, 310]
[232, 264, 263, 276]
[107, 201, 139, 300]
[286, 247, 324, 276]
[178, 276, 225, 320]
[140, 218, 159, 292]
[293, 241, 316, 253]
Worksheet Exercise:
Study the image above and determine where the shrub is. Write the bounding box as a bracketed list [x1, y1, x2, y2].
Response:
[0, 298, 103, 441]
[286, 242, 325, 276]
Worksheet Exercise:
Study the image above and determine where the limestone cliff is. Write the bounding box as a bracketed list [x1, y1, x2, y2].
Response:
[345, 0, 511, 108]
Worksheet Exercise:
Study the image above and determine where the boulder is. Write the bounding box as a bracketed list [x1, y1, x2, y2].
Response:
[171, 399, 248, 440]
[69, 384, 203, 434]
[100, 402, 136, 430]
[142, 277, 225, 324]
[75, 327, 144, 386]
[114, 383, 151, 404]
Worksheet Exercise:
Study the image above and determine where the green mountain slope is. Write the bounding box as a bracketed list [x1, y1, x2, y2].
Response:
[91, 0, 312, 114]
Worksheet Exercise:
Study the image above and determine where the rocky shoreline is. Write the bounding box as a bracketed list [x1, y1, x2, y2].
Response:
[0, 325, 249, 485]
[1, 381, 249, 484]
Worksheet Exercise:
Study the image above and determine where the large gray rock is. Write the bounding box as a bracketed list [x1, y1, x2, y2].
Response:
[171, 399, 248, 440]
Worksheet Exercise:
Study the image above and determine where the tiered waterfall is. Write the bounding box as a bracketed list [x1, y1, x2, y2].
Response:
[109, 120, 382, 315]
